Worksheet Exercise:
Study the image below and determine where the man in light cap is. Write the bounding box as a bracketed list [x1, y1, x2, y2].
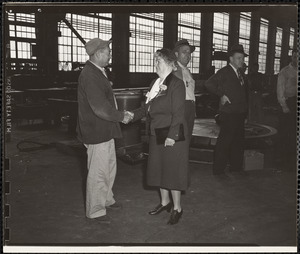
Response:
[77, 38, 134, 223]
[172, 39, 196, 144]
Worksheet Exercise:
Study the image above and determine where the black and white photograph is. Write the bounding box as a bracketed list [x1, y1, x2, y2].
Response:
[2, 1, 298, 253]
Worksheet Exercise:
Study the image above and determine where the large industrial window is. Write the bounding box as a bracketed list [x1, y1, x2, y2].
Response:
[289, 28, 295, 55]
[258, 18, 268, 73]
[274, 27, 283, 74]
[212, 13, 229, 72]
[7, 13, 37, 71]
[58, 13, 112, 70]
[239, 12, 251, 72]
[178, 13, 201, 74]
[129, 13, 164, 72]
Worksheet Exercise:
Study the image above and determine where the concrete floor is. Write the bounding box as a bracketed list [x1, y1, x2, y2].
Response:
[4, 122, 297, 247]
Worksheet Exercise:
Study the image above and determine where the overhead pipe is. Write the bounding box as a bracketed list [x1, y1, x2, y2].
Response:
[62, 17, 86, 45]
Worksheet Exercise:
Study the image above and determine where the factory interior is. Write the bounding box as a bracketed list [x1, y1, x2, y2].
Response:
[2, 2, 298, 252]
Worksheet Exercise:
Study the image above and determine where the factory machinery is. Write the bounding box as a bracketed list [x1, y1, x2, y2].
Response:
[7, 75, 277, 167]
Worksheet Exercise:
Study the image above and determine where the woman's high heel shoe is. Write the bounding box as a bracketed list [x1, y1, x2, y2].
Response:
[167, 209, 183, 225]
[148, 202, 172, 215]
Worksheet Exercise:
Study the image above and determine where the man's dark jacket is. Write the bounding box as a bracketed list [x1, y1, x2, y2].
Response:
[205, 65, 249, 114]
[76, 61, 124, 144]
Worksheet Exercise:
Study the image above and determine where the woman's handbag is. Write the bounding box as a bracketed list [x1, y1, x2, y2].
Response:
[155, 124, 185, 145]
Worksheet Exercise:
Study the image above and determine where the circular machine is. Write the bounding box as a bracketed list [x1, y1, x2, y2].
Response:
[189, 118, 277, 165]
[115, 90, 145, 162]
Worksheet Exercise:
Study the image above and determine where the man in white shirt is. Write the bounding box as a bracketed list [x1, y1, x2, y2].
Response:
[276, 49, 297, 171]
[172, 39, 196, 143]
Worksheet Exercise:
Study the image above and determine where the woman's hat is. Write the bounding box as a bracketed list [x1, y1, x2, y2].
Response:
[228, 44, 248, 57]
[173, 39, 196, 53]
[156, 48, 177, 62]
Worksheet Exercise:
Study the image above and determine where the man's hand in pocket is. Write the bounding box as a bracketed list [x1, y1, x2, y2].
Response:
[220, 95, 231, 105]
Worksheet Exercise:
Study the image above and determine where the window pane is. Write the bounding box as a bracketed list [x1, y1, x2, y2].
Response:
[274, 28, 282, 74]
[275, 45, 281, 58]
[178, 13, 201, 29]
[213, 13, 229, 34]
[274, 58, 281, 74]
[212, 60, 227, 72]
[178, 13, 201, 73]
[258, 19, 269, 73]
[258, 52, 267, 73]
[15, 13, 35, 23]
[213, 33, 228, 52]
[238, 12, 251, 71]
[239, 13, 251, 39]
[213, 12, 229, 70]
[289, 27, 295, 55]
[259, 19, 268, 43]
[58, 13, 112, 70]
[133, 13, 163, 21]
[129, 13, 164, 73]
[10, 41, 16, 58]
[276, 27, 282, 46]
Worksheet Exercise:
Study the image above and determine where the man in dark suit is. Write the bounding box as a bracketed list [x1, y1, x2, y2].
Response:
[172, 39, 196, 143]
[77, 38, 133, 223]
[205, 44, 249, 176]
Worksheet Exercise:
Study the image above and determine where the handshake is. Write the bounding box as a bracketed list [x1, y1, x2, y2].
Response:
[122, 111, 134, 124]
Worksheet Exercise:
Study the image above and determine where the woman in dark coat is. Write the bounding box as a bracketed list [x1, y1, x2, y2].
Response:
[133, 48, 189, 225]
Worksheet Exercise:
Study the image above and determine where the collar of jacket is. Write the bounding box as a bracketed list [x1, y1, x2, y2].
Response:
[148, 72, 173, 91]
[161, 72, 174, 88]
[85, 60, 107, 77]
[226, 64, 243, 79]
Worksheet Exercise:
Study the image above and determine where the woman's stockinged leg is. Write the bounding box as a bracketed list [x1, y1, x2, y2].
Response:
[171, 190, 181, 212]
[160, 188, 170, 206]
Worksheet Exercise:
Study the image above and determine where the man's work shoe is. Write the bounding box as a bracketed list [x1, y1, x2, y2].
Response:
[106, 202, 122, 210]
[87, 215, 111, 224]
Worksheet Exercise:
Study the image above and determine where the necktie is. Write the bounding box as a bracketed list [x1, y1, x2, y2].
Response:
[182, 67, 194, 87]
[237, 69, 244, 86]
[101, 68, 108, 78]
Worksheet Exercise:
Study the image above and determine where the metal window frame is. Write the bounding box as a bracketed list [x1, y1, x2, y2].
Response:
[213, 12, 230, 34]
[58, 13, 112, 69]
[129, 13, 164, 73]
[7, 12, 37, 70]
[239, 14, 251, 40]
[178, 13, 201, 74]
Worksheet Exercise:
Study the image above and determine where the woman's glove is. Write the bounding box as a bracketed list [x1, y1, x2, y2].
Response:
[164, 138, 175, 147]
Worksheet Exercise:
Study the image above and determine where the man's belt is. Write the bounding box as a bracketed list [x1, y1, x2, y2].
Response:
[185, 100, 195, 103]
